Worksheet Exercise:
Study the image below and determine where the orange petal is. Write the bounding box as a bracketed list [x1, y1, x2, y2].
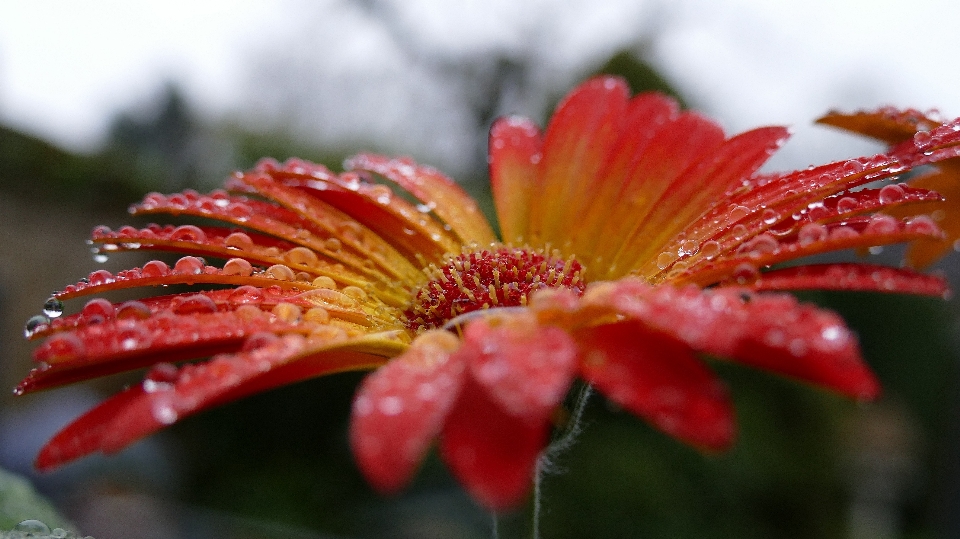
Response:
[489, 115, 543, 244]
[528, 76, 630, 246]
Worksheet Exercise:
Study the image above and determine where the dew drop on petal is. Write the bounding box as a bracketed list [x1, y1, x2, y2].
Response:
[656, 251, 677, 270]
[116, 300, 152, 320]
[224, 232, 255, 251]
[272, 302, 302, 322]
[304, 307, 330, 323]
[864, 214, 900, 235]
[227, 202, 254, 220]
[228, 285, 265, 304]
[700, 240, 721, 259]
[284, 246, 319, 266]
[142, 260, 170, 278]
[342, 286, 368, 300]
[42, 297, 64, 318]
[174, 256, 205, 275]
[170, 225, 207, 243]
[312, 276, 337, 289]
[88, 269, 114, 286]
[797, 223, 829, 247]
[678, 239, 700, 257]
[323, 238, 342, 252]
[761, 208, 780, 225]
[24, 315, 50, 338]
[15, 520, 51, 534]
[878, 184, 905, 205]
[223, 258, 254, 277]
[732, 263, 760, 285]
[837, 197, 859, 213]
[174, 294, 218, 314]
[81, 298, 116, 321]
[904, 215, 940, 235]
[267, 264, 297, 281]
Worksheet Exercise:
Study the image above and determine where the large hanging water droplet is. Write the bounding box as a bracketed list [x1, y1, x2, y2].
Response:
[24, 315, 50, 338]
[15, 520, 51, 534]
[42, 297, 64, 318]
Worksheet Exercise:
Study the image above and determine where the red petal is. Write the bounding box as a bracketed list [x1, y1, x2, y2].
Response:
[36, 333, 390, 470]
[440, 375, 548, 511]
[753, 263, 949, 297]
[576, 321, 734, 450]
[460, 313, 577, 421]
[350, 331, 464, 493]
[581, 280, 880, 399]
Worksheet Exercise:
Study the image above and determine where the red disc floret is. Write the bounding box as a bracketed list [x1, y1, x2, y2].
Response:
[405, 247, 585, 332]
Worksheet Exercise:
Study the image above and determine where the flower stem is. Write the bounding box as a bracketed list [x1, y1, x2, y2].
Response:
[531, 383, 593, 539]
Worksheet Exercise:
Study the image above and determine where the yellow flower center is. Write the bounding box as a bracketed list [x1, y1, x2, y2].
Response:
[404, 246, 585, 332]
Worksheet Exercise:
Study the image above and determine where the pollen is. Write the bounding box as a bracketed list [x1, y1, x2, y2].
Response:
[405, 246, 585, 332]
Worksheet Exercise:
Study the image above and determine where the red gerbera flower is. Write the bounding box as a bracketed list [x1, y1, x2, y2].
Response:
[17, 76, 958, 511]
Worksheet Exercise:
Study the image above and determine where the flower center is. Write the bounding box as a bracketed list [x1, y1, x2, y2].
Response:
[405, 247, 585, 332]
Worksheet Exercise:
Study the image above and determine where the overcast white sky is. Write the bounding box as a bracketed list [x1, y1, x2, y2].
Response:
[1, 0, 959, 173]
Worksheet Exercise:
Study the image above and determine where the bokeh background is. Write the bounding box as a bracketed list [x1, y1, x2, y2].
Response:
[1, 1, 959, 538]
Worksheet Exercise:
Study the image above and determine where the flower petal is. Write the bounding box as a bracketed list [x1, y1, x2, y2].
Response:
[489, 115, 543, 244]
[460, 313, 577, 420]
[350, 331, 464, 493]
[345, 154, 496, 246]
[529, 76, 630, 246]
[576, 321, 734, 450]
[753, 263, 949, 297]
[440, 375, 548, 511]
[579, 280, 880, 399]
[36, 333, 396, 471]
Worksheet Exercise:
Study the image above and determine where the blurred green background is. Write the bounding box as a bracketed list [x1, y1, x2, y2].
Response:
[2, 5, 960, 539]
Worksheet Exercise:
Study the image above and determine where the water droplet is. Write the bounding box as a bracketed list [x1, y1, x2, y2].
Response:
[368, 184, 393, 204]
[761, 208, 780, 225]
[797, 223, 829, 247]
[92, 250, 109, 263]
[142, 260, 170, 278]
[864, 214, 900, 235]
[304, 307, 330, 323]
[174, 256, 205, 275]
[81, 298, 115, 322]
[266, 264, 296, 281]
[42, 297, 64, 318]
[284, 246, 319, 266]
[732, 263, 760, 285]
[227, 202, 254, 220]
[224, 231, 255, 251]
[312, 276, 337, 289]
[904, 215, 939, 235]
[656, 251, 677, 270]
[117, 324, 151, 350]
[731, 224, 749, 240]
[323, 237, 342, 252]
[272, 302, 302, 322]
[228, 285, 265, 304]
[88, 269, 114, 286]
[223, 258, 254, 277]
[342, 286, 368, 300]
[117, 300, 152, 320]
[170, 225, 207, 243]
[24, 315, 50, 338]
[15, 520, 51, 534]
[700, 240, 721, 259]
[678, 239, 700, 257]
[836, 197, 859, 213]
[878, 183, 905, 205]
[173, 294, 218, 314]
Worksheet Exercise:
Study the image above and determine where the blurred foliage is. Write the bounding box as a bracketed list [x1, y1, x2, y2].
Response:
[0, 468, 74, 532]
[593, 50, 688, 107]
